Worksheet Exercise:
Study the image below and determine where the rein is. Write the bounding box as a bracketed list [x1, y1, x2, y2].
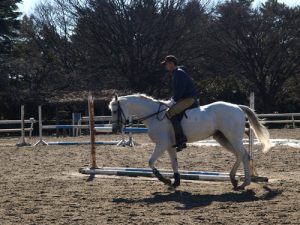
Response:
[136, 103, 168, 122]
[116, 101, 169, 127]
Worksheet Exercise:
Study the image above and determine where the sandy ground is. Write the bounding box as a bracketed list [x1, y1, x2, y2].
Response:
[0, 129, 299, 225]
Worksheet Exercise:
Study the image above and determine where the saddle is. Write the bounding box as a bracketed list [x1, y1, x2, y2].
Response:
[176, 100, 199, 121]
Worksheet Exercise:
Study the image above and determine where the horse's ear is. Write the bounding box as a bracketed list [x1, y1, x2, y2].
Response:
[114, 95, 118, 101]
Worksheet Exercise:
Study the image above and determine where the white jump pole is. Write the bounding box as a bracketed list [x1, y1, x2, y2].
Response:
[33, 105, 48, 146]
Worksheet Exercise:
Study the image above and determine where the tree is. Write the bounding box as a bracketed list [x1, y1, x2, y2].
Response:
[16, 0, 83, 96]
[0, 0, 21, 90]
[207, 0, 300, 112]
[73, 0, 209, 95]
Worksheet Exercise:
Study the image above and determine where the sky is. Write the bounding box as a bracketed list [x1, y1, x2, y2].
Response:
[18, 0, 40, 15]
[18, 0, 300, 15]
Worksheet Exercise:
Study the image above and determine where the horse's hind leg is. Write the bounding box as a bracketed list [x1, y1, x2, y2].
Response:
[213, 132, 240, 189]
[237, 146, 251, 190]
[230, 141, 251, 190]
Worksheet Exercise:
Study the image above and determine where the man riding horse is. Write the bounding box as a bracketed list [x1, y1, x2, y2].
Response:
[161, 55, 199, 152]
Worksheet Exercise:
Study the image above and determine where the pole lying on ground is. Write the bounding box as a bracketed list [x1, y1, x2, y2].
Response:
[79, 167, 234, 181]
[47, 141, 119, 145]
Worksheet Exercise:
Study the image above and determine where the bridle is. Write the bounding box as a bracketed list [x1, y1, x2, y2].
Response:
[112, 100, 169, 130]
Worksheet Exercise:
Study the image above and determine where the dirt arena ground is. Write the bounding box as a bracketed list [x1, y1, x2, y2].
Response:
[0, 129, 299, 225]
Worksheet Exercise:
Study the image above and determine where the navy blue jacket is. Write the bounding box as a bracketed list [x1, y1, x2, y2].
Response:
[172, 66, 197, 102]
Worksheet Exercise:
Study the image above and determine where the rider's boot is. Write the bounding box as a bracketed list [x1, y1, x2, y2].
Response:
[170, 116, 187, 152]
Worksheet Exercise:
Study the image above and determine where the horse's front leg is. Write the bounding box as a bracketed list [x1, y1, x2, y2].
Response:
[167, 147, 180, 188]
[149, 144, 172, 186]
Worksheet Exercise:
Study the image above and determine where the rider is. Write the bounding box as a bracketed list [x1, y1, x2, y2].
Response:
[161, 55, 199, 152]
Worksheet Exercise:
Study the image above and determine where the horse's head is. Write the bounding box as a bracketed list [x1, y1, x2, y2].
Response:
[109, 95, 128, 134]
[109, 93, 168, 133]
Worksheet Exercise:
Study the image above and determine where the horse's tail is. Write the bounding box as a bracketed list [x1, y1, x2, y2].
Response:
[239, 105, 271, 153]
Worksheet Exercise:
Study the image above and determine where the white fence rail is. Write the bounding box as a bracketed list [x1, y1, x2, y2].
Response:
[257, 113, 300, 128]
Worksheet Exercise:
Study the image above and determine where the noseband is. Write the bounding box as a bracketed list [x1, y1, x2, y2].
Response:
[114, 101, 127, 127]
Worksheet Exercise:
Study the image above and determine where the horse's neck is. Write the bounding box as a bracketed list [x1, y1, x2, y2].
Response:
[127, 98, 161, 126]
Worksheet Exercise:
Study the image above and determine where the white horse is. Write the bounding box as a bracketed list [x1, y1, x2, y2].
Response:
[109, 94, 271, 190]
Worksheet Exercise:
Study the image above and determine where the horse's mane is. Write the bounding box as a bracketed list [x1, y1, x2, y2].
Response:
[135, 93, 169, 104]
[108, 93, 170, 109]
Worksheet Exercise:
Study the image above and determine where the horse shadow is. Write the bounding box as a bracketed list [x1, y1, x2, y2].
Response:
[112, 185, 281, 210]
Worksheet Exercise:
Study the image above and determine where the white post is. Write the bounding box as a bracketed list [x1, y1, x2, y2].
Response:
[72, 113, 75, 137]
[249, 92, 257, 176]
[33, 105, 48, 146]
[20, 105, 25, 144]
[16, 105, 30, 146]
[29, 118, 35, 138]
[292, 115, 295, 129]
[78, 118, 82, 136]
[128, 115, 134, 147]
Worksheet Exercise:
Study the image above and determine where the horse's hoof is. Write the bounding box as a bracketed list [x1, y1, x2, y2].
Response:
[231, 178, 238, 189]
[172, 183, 180, 188]
[167, 186, 176, 191]
[172, 173, 180, 188]
[172, 182, 180, 188]
[163, 179, 172, 186]
[234, 185, 245, 191]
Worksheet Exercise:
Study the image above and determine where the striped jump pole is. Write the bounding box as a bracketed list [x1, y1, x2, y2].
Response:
[79, 167, 235, 181]
[47, 141, 119, 146]
[88, 94, 97, 169]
